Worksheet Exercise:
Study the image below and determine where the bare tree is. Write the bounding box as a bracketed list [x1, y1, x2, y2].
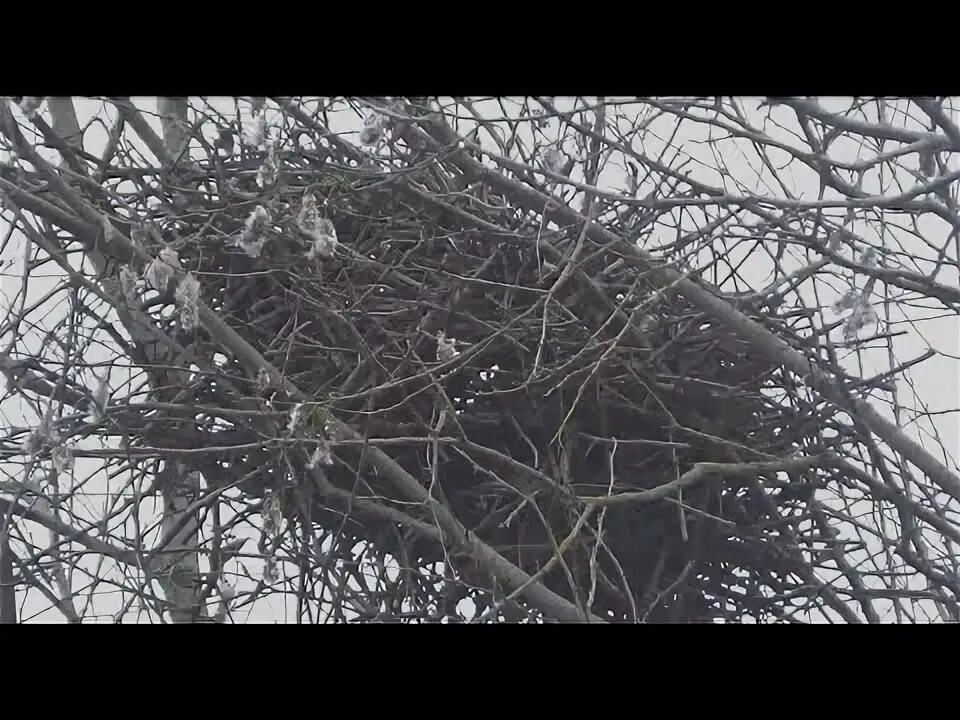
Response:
[0, 96, 958, 623]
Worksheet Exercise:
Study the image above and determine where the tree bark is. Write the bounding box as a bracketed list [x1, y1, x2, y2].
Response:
[153, 97, 207, 622]
[41, 97, 208, 622]
[0, 537, 16, 624]
[158, 97, 190, 163]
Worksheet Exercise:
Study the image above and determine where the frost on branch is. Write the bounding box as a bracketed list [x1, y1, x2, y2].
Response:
[359, 110, 384, 146]
[297, 192, 338, 258]
[832, 246, 880, 341]
[542, 147, 565, 175]
[144, 247, 182, 293]
[249, 97, 266, 116]
[306, 443, 334, 469]
[244, 112, 268, 149]
[17, 96, 44, 118]
[437, 331, 459, 362]
[20, 431, 40, 456]
[306, 219, 338, 259]
[261, 491, 283, 584]
[175, 272, 200, 333]
[51, 444, 74, 474]
[215, 578, 237, 621]
[297, 191, 319, 233]
[160, 246, 181, 269]
[84, 371, 110, 425]
[263, 556, 280, 584]
[20, 415, 60, 456]
[287, 403, 304, 435]
[832, 289, 861, 314]
[214, 128, 235, 157]
[842, 297, 878, 342]
[238, 205, 271, 258]
[119, 265, 140, 305]
[129, 223, 148, 249]
[257, 140, 279, 188]
[255, 367, 272, 396]
[262, 491, 282, 537]
[92, 373, 109, 412]
[218, 579, 237, 602]
[833, 288, 878, 341]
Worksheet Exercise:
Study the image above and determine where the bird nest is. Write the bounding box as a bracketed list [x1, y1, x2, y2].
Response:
[119, 152, 882, 624]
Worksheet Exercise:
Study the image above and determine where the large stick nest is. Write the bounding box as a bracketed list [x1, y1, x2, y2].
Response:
[134, 148, 887, 623]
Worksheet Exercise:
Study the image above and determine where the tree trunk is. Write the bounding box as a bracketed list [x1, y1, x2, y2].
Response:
[0, 536, 16, 624]
[155, 464, 205, 623]
[152, 97, 206, 622]
[42, 97, 207, 622]
[158, 97, 190, 163]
